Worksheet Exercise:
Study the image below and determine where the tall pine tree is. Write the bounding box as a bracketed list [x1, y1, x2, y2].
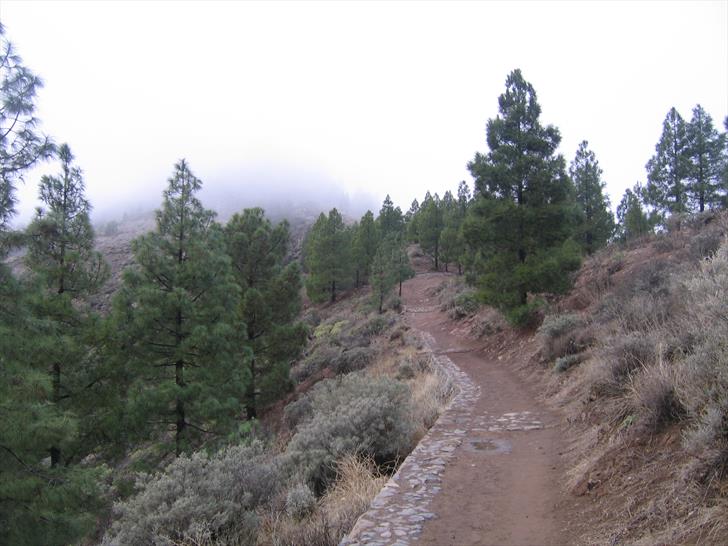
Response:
[616, 184, 653, 242]
[25, 143, 109, 467]
[465, 69, 579, 316]
[225, 208, 306, 418]
[686, 104, 725, 212]
[418, 193, 443, 270]
[352, 210, 378, 287]
[570, 141, 614, 254]
[304, 208, 351, 303]
[377, 194, 404, 240]
[645, 107, 691, 219]
[115, 160, 244, 455]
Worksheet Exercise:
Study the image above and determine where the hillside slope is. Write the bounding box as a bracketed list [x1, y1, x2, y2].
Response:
[464, 212, 728, 544]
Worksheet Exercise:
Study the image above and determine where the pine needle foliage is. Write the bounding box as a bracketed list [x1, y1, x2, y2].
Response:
[114, 160, 245, 456]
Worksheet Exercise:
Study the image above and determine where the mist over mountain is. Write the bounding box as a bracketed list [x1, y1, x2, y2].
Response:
[17, 161, 380, 228]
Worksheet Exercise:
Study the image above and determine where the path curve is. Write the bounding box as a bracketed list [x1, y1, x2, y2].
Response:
[341, 272, 576, 546]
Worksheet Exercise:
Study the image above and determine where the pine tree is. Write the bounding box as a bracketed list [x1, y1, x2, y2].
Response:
[116, 160, 244, 455]
[26, 144, 108, 296]
[370, 240, 396, 314]
[0, 23, 54, 239]
[225, 208, 306, 418]
[377, 194, 404, 240]
[686, 105, 725, 212]
[24, 144, 108, 467]
[369, 235, 413, 313]
[465, 69, 579, 314]
[418, 193, 443, 270]
[405, 198, 420, 242]
[616, 184, 653, 241]
[570, 141, 615, 254]
[352, 210, 378, 287]
[457, 180, 471, 215]
[0, 265, 103, 546]
[304, 208, 351, 303]
[392, 235, 415, 297]
[645, 107, 691, 218]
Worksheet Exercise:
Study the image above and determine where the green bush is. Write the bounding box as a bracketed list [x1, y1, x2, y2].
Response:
[102, 442, 279, 546]
[283, 373, 415, 492]
[506, 301, 544, 329]
[448, 292, 480, 319]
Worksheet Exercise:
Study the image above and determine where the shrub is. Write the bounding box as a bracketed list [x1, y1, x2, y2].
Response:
[616, 293, 674, 332]
[285, 484, 316, 519]
[689, 229, 724, 261]
[471, 308, 506, 337]
[538, 313, 588, 361]
[554, 354, 583, 373]
[396, 361, 416, 380]
[630, 363, 684, 432]
[448, 292, 480, 319]
[103, 442, 279, 546]
[283, 373, 415, 491]
[284, 396, 314, 430]
[604, 334, 655, 383]
[506, 301, 544, 329]
[332, 347, 376, 375]
[538, 313, 583, 340]
[653, 234, 675, 253]
[291, 346, 342, 383]
[356, 315, 390, 338]
[313, 320, 349, 340]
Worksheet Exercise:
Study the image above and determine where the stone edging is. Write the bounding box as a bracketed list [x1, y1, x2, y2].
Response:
[339, 329, 481, 546]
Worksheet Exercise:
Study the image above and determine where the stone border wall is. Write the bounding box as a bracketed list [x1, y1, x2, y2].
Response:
[339, 329, 481, 546]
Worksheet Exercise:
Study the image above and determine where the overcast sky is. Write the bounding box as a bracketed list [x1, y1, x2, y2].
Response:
[2, 0, 727, 225]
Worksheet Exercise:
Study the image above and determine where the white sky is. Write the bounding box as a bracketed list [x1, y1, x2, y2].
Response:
[2, 0, 727, 225]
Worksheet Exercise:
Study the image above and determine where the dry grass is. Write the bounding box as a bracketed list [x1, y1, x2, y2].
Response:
[410, 366, 454, 439]
[536, 213, 728, 544]
[259, 455, 387, 546]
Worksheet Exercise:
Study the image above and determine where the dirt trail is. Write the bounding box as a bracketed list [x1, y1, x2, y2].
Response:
[402, 272, 577, 546]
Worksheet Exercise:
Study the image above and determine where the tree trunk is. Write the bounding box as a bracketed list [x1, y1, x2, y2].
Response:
[586, 230, 593, 255]
[330, 279, 336, 303]
[457, 262, 462, 276]
[50, 362, 61, 467]
[246, 357, 257, 420]
[175, 359, 186, 456]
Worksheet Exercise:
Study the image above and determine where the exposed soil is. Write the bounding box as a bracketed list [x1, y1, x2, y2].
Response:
[401, 271, 582, 546]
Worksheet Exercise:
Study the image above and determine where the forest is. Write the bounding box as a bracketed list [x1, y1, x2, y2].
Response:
[2, 19, 728, 546]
